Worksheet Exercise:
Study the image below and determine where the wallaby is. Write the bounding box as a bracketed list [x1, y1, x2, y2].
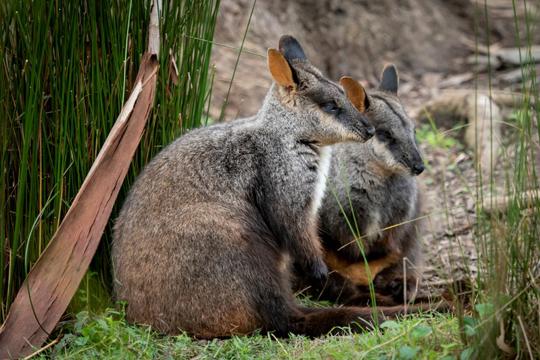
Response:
[111, 35, 406, 338]
[298, 65, 425, 307]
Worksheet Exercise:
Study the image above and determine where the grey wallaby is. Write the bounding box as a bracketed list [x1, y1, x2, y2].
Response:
[111, 35, 418, 338]
[297, 65, 425, 306]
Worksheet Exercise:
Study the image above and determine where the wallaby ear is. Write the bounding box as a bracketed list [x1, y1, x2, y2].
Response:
[278, 35, 307, 63]
[379, 64, 399, 94]
[267, 48, 296, 89]
[340, 76, 368, 112]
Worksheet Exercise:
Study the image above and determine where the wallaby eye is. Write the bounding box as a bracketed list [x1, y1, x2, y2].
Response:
[321, 101, 340, 115]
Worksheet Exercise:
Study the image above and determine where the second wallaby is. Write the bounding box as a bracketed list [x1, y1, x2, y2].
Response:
[112, 35, 411, 338]
[300, 65, 425, 306]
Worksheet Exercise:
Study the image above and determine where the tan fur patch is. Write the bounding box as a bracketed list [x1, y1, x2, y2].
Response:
[366, 159, 394, 178]
[370, 138, 408, 174]
[318, 110, 361, 144]
[267, 49, 295, 89]
[340, 76, 367, 112]
[324, 250, 400, 286]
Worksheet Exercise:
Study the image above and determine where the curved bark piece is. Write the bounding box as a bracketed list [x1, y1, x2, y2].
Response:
[0, 1, 161, 357]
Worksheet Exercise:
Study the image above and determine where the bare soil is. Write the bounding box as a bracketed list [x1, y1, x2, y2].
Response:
[209, 0, 540, 296]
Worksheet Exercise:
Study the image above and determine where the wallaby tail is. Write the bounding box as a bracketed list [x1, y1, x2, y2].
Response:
[374, 300, 452, 316]
[287, 300, 451, 337]
[289, 306, 377, 336]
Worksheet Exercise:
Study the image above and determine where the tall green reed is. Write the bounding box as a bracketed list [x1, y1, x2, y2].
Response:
[460, 1, 540, 357]
[0, 0, 220, 321]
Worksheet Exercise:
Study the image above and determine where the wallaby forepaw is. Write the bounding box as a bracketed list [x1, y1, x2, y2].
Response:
[306, 259, 328, 285]
[376, 276, 419, 303]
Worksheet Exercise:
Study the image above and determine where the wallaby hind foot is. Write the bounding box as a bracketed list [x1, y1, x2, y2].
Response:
[287, 301, 451, 338]
[289, 306, 377, 336]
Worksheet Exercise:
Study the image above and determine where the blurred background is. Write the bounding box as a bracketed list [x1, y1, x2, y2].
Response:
[210, 0, 540, 304]
[210, 0, 538, 119]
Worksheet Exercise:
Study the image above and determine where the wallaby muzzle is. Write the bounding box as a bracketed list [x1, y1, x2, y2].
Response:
[410, 152, 425, 175]
[412, 162, 425, 175]
[352, 115, 375, 141]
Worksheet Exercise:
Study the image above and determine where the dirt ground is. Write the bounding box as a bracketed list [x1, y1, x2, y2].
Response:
[209, 0, 539, 296]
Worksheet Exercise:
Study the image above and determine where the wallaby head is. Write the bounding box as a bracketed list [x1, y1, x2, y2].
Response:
[361, 64, 425, 175]
[266, 35, 375, 145]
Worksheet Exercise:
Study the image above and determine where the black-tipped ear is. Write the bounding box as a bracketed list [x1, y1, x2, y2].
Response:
[379, 64, 399, 94]
[278, 35, 307, 64]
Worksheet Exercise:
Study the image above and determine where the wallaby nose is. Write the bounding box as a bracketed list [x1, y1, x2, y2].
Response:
[366, 126, 375, 137]
[412, 163, 425, 175]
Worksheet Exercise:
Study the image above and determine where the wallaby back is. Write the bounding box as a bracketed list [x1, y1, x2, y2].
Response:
[112, 35, 380, 337]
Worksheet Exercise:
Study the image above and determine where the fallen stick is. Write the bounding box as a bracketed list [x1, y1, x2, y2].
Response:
[0, 1, 161, 358]
[481, 190, 539, 214]
[21, 338, 59, 360]
[493, 46, 540, 66]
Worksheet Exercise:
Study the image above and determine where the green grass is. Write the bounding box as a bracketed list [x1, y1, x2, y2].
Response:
[41, 308, 461, 359]
[415, 123, 461, 151]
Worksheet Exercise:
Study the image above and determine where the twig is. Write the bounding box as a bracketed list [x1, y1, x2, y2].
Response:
[22, 338, 59, 360]
[482, 189, 539, 213]
[517, 316, 534, 360]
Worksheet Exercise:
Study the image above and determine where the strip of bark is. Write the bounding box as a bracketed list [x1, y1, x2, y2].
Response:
[0, 0, 161, 357]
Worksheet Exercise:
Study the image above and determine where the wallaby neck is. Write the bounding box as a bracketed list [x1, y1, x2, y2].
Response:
[256, 85, 302, 138]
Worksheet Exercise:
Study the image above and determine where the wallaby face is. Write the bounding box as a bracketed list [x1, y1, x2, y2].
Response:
[368, 65, 424, 175]
[268, 36, 375, 146]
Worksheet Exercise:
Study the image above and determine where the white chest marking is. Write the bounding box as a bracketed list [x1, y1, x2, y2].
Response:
[311, 146, 332, 216]
[407, 181, 418, 219]
[364, 211, 382, 241]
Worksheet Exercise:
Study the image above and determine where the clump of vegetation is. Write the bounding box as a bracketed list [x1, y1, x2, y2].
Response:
[0, 0, 219, 319]
[416, 123, 461, 150]
[44, 308, 461, 359]
[454, 3, 540, 358]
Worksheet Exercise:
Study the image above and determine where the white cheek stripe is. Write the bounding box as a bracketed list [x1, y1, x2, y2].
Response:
[311, 146, 332, 216]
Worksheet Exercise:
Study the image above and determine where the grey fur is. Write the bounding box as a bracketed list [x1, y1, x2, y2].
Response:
[315, 76, 425, 305]
[112, 36, 377, 337]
